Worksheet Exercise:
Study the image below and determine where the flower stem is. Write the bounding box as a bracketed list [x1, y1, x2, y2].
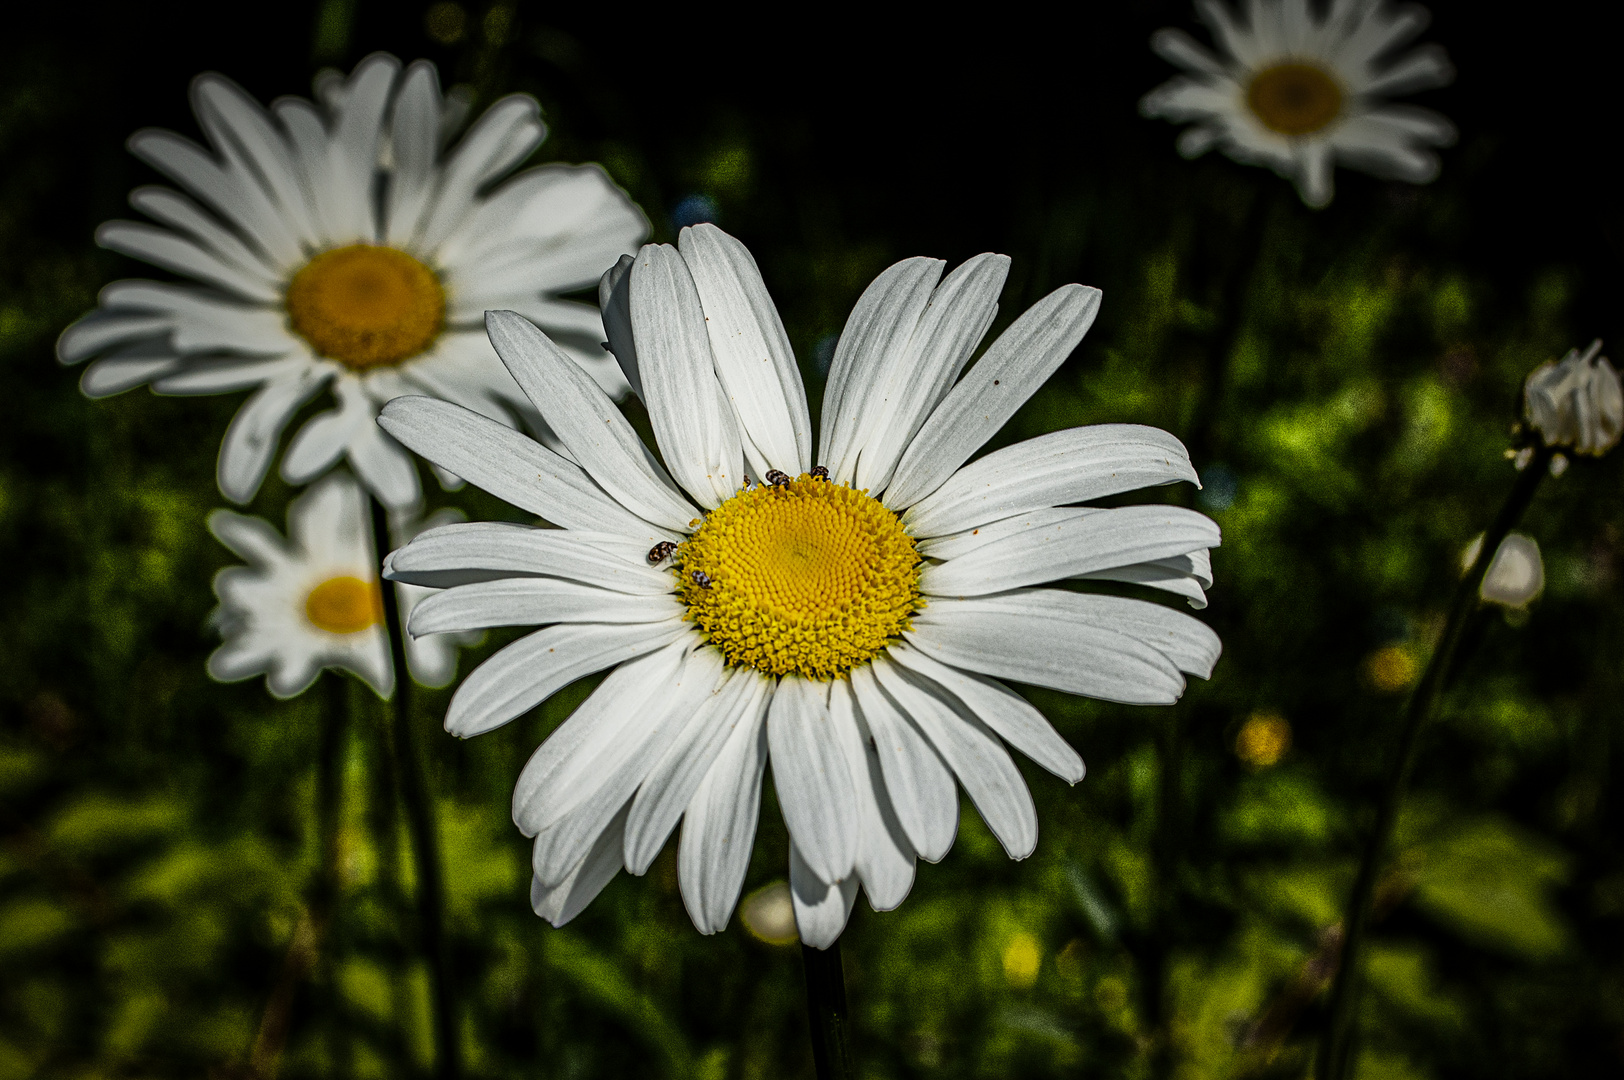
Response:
[369, 497, 460, 1080]
[801, 941, 856, 1080]
[1318, 443, 1551, 1080]
[247, 671, 349, 1079]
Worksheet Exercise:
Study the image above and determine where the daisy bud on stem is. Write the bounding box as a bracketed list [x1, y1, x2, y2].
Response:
[1319, 341, 1619, 1080]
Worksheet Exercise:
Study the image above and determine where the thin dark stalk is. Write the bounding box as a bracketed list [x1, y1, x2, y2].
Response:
[369, 497, 460, 1080]
[1318, 444, 1552, 1080]
[801, 941, 856, 1080]
[246, 671, 348, 1079]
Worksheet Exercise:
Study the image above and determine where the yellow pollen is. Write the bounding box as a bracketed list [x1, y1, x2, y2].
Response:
[285, 244, 444, 369]
[304, 575, 384, 635]
[676, 474, 921, 680]
[1246, 62, 1344, 136]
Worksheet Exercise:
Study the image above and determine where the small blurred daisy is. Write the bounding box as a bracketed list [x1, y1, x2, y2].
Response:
[1141, 0, 1456, 207]
[380, 225, 1222, 945]
[208, 474, 474, 697]
[208, 472, 393, 699]
[1523, 340, 1623, 459]
[58, 53, 647, 509]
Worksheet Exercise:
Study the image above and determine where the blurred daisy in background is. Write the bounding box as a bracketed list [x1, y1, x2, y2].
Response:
[379, 224, 1222, 945]
[1141, 0, 1455, 207]
[57, 52, 647, 509]
[207, 472, 393, 699]
[207, 472, 473, 699]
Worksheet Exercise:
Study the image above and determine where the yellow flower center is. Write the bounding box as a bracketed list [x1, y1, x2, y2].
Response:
[305, 575, 384, 635]
[1246, 62, 1344, 136]
[676, 474, 921, 680]
[285, 245, 445, 369]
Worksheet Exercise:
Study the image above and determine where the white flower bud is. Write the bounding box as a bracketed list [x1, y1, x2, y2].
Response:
[1461, 532, 1545, 609]
[1523, 339, 1623, 456]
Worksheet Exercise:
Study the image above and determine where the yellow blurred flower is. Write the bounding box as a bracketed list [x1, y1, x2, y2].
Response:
[1235, 711, 1292, 769]
[739, 881, 798, 946]
[1365, 644, 1420, 692]
[1002, 932, 1042, 989]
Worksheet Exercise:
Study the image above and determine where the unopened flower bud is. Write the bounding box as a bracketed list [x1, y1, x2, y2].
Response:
[1523, 339, 1623, 456]
[1461, 532, 1544, 609]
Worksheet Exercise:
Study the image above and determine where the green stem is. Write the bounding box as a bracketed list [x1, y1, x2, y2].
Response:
[801, 941, 856, 1080]
[247, 672, 348, 1079]
[1318, 444, 1551, 1080]
[369, 497, 460, 1080]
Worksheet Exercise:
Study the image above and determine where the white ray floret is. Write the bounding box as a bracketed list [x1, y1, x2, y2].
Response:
[379, 224, 1223, 948]
[58, 53, 648, 509]
[1141, 0, 1456, 207]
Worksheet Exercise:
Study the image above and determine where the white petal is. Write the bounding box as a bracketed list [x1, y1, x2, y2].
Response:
[628, 243, 745, 507]
[1150, 27, 1229, 77]
[1357, 44, 1453, 96]
[525, 646, 725, 885]
[623, 669, 772, 875]
[1077, 554, 1211, 610]
[412, 94, 548, 255]
[57, 308, 171, 365]
[127, 186, 282, 286]
[408, 577, 682, 635]
[385, 522, 675, 593]
[828, 679, 916, 911]
[347, 415, 422, 512]
[678, 224, 811, 475]
[858, 253, 1009, 494]
[79, 344, 183, 398]
[189, 72, 319, 256]
[819, 257, 942, 485]
[377, 396, 674, 541]
[767, 675, 858, 886]
[902, 425, 1199, 538]
[444, 619, 688, 737]
[94, 223, 249, 300]
[1295, 140, 1335, 209]
[126, 129, 304, 270]
[848, 665, 958, 862]
[216, 369, 331, 503]
[207, 509, 290, 567]
[530, 800, 630, 928]
[383, 61, 445, 248]
[96, 280, 293, 356]
[886, 643, 1084, 784]
[599, 254, 642, 401]
[281, 376, 370, 485]
[947, 590, 1221, 679]
[885, 285, 1103, 510]
[485, 311, 697, 532]
[920, 506, 1221, 597]
[905, 590, 1196, 703]
[678, 683, 771, 934]
[871, 656, 1037, 860]
[789, 842, 859, 950]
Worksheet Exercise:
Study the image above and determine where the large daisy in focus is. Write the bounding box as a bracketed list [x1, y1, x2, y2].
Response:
[208, 472, 471, 698]
[58, 53, 647, 509]
[1141, 0, 1455, 207]
[380, 225, 1222, 945]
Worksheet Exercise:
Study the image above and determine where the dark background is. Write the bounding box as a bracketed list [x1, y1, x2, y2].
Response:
[2, 1, 1621, 1077]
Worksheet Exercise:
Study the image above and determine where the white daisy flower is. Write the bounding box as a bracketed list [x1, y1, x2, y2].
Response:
[207, 473, 475, 698]
[1523, 339, 1623, 458]
[208, 471, 393, 699]
[1141, 0, 1456, 207]
[57, 53, 648, 509]
[379, 225, 1222, 946]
